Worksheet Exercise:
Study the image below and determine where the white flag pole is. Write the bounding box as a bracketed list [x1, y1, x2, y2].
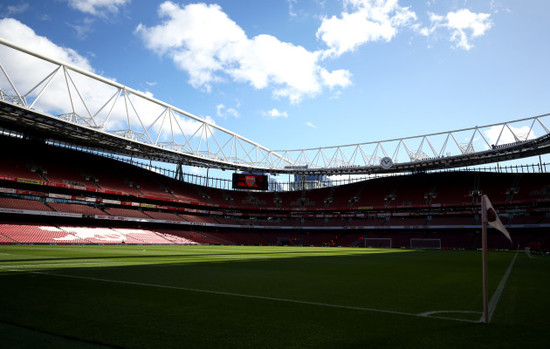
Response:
[481, 195, 489, 324]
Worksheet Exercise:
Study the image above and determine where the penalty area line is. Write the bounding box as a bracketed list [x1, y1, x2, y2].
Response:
[22, 269, 480, 324]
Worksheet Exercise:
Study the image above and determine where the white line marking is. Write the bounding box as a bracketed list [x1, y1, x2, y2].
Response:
[419, 310, 482, 317]
[481, 250, 519, 323]
[9, 269, 480, 324]
[418, 310, 482, 322]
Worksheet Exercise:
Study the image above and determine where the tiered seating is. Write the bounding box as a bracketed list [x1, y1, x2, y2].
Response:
[93, 175, 141, 196]
[299, 188, 323, 208]
[1, 134, 549, 249]
[0, 234, 15, 244]
[197, 185, 232, 206]
[258, 218, 284, 227]
[348, 217, 387, 227]
[514, 173, 550, 202]
[167, 181, 205, 202]
[430, 172, 476, 206]
[39, 159, 97, 189]
[156, 232, 198, 244]
[0, 146, 42, 180]
[510, 215, 545, 224]
[280, 190, 303, 208]
[324, 217, 351, 227]
[478, 173, 514, 203]
[104, 207, 150, 219]
[393, 175, 432, 206]
[58, 226, 141, 244]
[429, 216, 476, 226]
[0, 197, 52, 211]
[212, 216, 237, 225]
[128, 172, 175, 199]
[0, 224, 88, 244]
[158, 230, 230, 244]
[143, 211, 184, 221]
[47, 202, 105, 215]
[248, 191, 272, 207]
[233, 191, 263, 207]
[111, 228, 172, 244]
[354, 178, 394, 208]
[329, 182, 362, 209]
[387, 216, 428, 226]
[179, 214, 218, 224]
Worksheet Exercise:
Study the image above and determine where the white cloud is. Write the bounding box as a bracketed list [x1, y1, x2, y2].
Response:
[0, 18, 93, 71]
[317, 0, 416, 57]
[67, 0, 130, 17]
[318, 3, 493, 52]
[216, 104, 240, 118]
[446, 9, 492, 50]
[6, 3, 30, 16]
[265, 108, 289, 119]
[287, 0, 298, 17]
[68, 17, 96, 39]
[0, 18, 96, 115]
[420, 9, 492, 50]
[306, 121, 317, 128]
[189, 166, 207, 176]
[320, 68, 352, 89]
[485, 125, 535, 146]
[0, 18, 210, 142]
[135, 1, 351, 103]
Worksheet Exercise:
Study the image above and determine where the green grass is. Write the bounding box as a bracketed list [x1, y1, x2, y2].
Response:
[0, 245, 548, 348]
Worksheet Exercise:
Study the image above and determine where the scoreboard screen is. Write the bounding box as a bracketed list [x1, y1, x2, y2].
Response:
[232, 173, 269, 190]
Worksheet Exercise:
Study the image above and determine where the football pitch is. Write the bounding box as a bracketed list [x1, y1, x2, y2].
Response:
[0, 245, 548, 348]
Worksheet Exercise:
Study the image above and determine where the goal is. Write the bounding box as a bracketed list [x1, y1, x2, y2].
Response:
[364, 238, 392, 248]
[410, 238, 441, 249]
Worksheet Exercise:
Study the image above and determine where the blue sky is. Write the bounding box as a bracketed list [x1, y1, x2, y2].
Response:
[0, 0, 549, 157]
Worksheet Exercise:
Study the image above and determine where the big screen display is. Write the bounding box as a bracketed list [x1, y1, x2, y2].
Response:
[232, 173, 269, 190]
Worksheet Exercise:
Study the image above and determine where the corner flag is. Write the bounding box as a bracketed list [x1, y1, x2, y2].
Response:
[482, 195, 512, 244]
[480, 194, 513, 324]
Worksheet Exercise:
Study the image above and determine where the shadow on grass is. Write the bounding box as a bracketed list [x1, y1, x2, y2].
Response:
[0, 246, 540, 349]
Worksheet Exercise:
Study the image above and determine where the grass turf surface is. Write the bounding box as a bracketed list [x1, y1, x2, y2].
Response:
[0, 245, 548, 348]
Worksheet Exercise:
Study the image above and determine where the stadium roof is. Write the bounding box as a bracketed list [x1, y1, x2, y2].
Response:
[1, 37, 550, 175]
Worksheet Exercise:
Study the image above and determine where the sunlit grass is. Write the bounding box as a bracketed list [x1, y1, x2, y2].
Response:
[0, 245, 410, 272]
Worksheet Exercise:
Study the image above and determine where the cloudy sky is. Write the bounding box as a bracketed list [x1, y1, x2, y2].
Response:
[0, 0, 549, 156]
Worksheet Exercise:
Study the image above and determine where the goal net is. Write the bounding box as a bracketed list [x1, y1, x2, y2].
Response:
[410, 238, 441, 249]
[364, 238, 392, 248]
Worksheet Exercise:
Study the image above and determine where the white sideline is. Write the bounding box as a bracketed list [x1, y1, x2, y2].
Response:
[12, 269, 482, 324]
[482, 250, 519, 323]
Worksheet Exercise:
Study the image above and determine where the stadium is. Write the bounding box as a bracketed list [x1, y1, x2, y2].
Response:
[1, 30, 549, 349]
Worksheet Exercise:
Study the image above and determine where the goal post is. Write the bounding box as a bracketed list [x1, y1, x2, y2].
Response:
[410, 238, 441, 249]
[364, 237, 392, 248]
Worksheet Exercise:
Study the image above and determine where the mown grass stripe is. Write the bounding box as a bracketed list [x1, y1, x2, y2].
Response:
[25, 269, 480, 324]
